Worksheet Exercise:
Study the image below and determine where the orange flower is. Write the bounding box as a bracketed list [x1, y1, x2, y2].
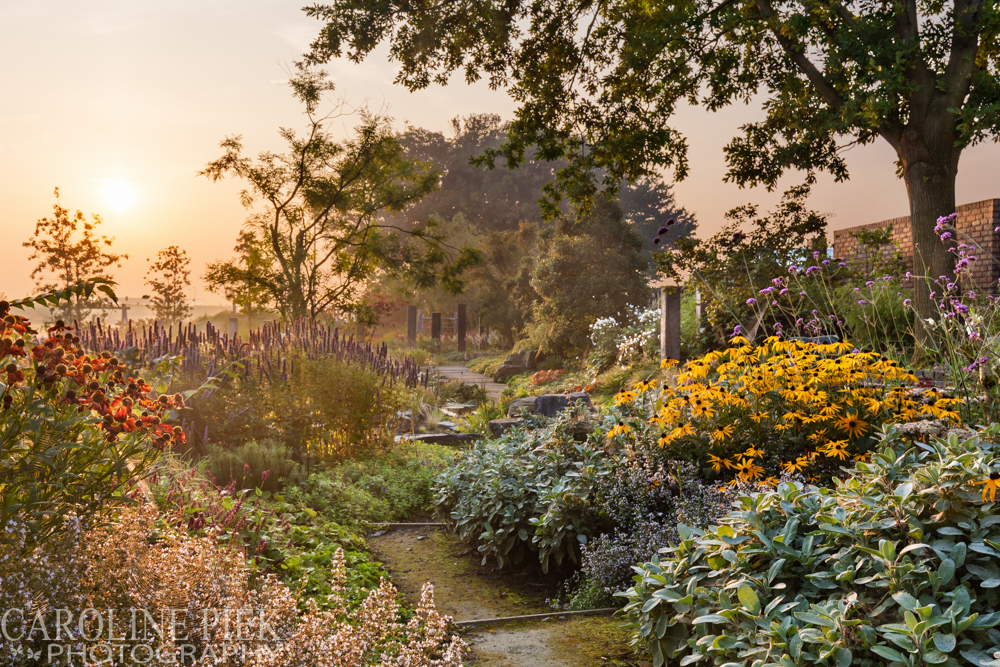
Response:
[973, 472, 1000, 502]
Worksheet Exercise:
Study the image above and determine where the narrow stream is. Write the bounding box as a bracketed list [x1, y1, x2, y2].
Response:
[369, 526, 644, 667]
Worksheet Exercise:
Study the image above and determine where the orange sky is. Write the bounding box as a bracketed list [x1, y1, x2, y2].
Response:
[2, 1, 998, 306]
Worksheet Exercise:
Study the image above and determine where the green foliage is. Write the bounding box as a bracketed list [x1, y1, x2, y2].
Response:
[203, 231, 274, 321]
[305, 0, 997, 259]
[434, 406, 610, 572]
[619, 426, 1000, 667]
[283, 443, 456, 523]
[457, 403, 506, 437]
[436, 380, 488, 405]
[201, 439, 303, 492]
[152, 458, 387, 610]
[528, 198, 652, 360]
[656, 184, 827, 347]
[200, 67, 476, 320]
[183, 353, 403, 461]
[9, 277, 118, 312]
[835, 278, 914, 357]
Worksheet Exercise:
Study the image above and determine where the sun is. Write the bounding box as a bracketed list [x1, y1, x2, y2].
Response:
[101, 179, 138, 211]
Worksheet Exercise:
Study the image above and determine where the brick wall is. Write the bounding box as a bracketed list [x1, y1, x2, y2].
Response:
[832, 199, 1000, 290]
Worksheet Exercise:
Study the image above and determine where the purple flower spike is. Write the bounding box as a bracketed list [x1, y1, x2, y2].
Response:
[657, 226, 668, 235]
[746, 298, 757, 305]
[666, 218, 675, 225]
[653, 237, 661, 244]
[788, 265, 799, 273]
[903, 298, 912, 307]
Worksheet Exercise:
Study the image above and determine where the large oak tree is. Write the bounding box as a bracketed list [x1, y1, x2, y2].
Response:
[303, 0, 1000, 338]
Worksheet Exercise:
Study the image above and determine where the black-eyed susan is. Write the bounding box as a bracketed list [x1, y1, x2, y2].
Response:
[782, 456, 810, 473]
[660, 357, 679, 369]
[607, 421, 631, 438]
[710, 424, 734, 442]
[973, 471, 1000, 502]
[819, 439, 850, 460]
[743, 444, 765, 459]
[669, 422, 696, 440]
[613, 391, 636, 405]
[708, 454, 733, 472]
[633, 380, 656, 393]
[657, 431, 672, 448]
[733, 458, 764, 482]
[834, 414, 868, 438]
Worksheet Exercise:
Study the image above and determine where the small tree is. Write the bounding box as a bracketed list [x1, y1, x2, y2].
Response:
[529, 197, 651, 359]
[145, 245, 192, 323]
[204, 231, 274, 328]
[200, 67, 479, 321]
[22, 188, 127, 323]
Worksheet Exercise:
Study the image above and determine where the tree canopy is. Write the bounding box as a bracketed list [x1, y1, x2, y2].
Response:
[200, 68, 480, 321]
[304, 0, 1000, 333]
[22, 188, 127, 323]
[388, 113, 696, 246]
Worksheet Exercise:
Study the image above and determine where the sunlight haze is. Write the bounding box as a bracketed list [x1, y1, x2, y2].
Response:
[2, 0, 998, 303]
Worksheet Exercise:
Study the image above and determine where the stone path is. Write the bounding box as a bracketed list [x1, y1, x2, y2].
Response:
[434, 365, 508, 401]
[368, 526, 641, 667]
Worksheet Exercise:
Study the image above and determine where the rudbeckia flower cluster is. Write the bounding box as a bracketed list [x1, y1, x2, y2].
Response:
[608, 335, 962, 485]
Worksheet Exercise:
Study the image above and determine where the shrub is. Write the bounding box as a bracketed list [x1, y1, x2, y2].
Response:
[202, 439, 303, 491]
[571, 456, 735, 609]
[0, 298, 183, 551]
[0, 505, 465, 666]
[608, 337, 958, 486]
[588, 305, 660, 374]
[285, 443, 457, 523]
[437, 380, 488, 404]
[434, 406, 610, 572]
[619, 425, 1000, 667]
[183, 353, 404, 461]
[456, 403, 506, 436]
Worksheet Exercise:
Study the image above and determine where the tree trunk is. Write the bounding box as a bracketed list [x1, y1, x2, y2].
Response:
[899, 132, 959, 354]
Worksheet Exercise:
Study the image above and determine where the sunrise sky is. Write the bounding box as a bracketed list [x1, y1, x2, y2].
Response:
[3, 0, 999, 305]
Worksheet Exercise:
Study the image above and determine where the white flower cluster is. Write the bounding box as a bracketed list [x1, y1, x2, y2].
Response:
[588, 306, 660, 372]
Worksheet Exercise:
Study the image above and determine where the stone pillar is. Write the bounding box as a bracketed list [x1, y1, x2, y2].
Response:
[228, 317, 238, 338]
[660, 286, 681, 362]
[407, 305, 417, 346]
[457, 304, 467, 352]
[431, 312, 442, 342]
